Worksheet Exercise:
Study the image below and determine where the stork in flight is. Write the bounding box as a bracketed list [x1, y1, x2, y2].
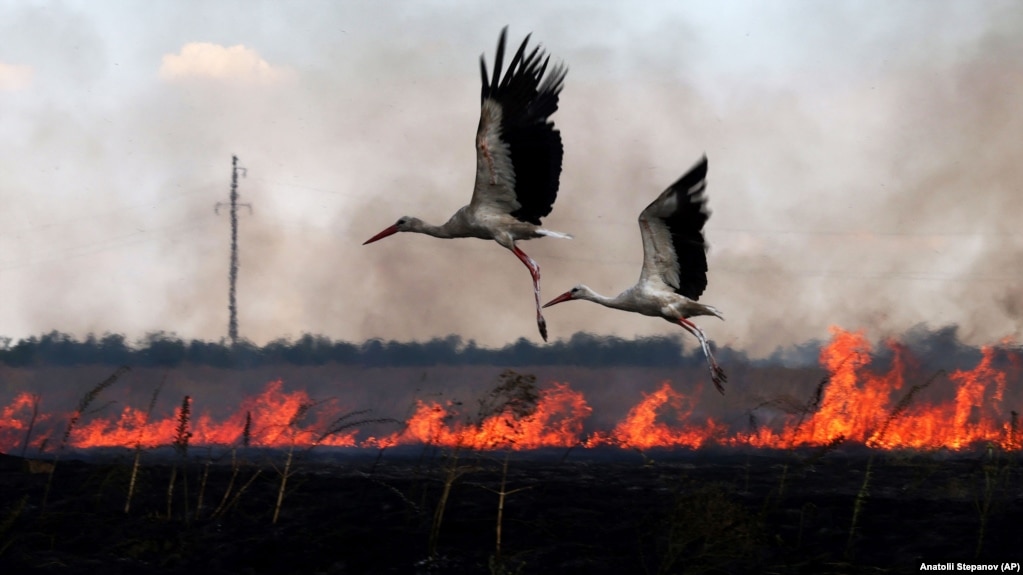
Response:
[363, 27, 569, 342]
[542, 156, 728, 393]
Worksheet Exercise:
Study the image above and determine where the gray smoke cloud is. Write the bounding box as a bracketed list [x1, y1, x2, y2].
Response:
[0, 1, 1020, 358]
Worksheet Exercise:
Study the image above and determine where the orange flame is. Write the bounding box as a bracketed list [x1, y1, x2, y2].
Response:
[786, 327, 901, 447]
[735, 327, 1020, 451]
[0, 392, 50, 452]
[34, 380, 359, 450]
[1, 328, 1019, 454]
[371, 382, 591, 450]
[587, 382, 725, 449]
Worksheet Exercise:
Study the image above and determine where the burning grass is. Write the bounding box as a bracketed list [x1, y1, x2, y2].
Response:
[2, 327, 1018, 455]
[1, 327, 1022, 573]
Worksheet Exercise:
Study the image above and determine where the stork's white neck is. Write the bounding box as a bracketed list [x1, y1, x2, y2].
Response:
[408, 218, 455, 239]
[576, 287, 634, 311]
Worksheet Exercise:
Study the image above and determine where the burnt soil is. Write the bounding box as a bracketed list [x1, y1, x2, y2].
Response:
[1, 447, 1022, 574]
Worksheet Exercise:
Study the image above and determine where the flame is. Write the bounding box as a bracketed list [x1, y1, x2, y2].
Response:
[781, 327, 901, 448]
[28, 380, 359, 451]
[372, 382, 592, 450]
[1, 327, 1020, 454]
[0, 392, 50, 453]
[587, 382, 725, 449]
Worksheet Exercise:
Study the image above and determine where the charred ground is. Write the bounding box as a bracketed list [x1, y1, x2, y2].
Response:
[2, 446, 1022, 575]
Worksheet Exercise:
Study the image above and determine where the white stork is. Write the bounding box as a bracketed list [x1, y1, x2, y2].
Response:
[542, 156, 728, 393]
[363, 27, 569, 342]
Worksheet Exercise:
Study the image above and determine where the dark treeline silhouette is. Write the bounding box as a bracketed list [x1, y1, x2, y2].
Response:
[0, 324, 1006, 370]
[0, 330, 734, 369]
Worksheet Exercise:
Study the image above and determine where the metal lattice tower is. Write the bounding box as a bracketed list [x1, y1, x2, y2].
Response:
[215, 155, 251, 346]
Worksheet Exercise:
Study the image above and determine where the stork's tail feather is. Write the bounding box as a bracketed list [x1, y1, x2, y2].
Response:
[537, 229, 573, 239]
[701, 304, 724, 321]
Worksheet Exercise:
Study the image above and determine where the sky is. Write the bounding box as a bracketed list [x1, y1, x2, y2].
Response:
[0, 0, 1021, 357]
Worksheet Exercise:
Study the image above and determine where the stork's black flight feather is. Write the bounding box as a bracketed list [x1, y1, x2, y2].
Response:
[479, 27, 567, 225]
[659, 156, 711, 300]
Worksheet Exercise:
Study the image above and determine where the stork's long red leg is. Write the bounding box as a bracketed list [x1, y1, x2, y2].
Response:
[678, 317, 726, 394]
[512, 244, 547, 342]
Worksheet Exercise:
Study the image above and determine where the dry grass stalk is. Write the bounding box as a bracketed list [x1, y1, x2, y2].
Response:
[125, 378, 163, 514]
[484, 373, 540, 565]
[315, 409, 393, 443]
[212, 411, 252, 519]
[18, 393, 40, 459]
[477, 370, 539, 423]
[868, 369, 945, 448]
[846, 367, 937, 559]
[0, 494, 28, 558]
[974, 442, 1010, 559]
[428, 445, 476, 557]
[845, 455, 873, 559]
[797, 502, 817, 549]
[748, 369, 833, 452]
[800, 434, 847, 470]
[270, 403, 396, 524]
[217, 468, 263, 519]
[788, 373, 831, 449]
[976, 454, 995, 558]
[166, 395, 192, 520]
[195, 447, 213, 520]
[431, 370, 538, 561]
[1009, 410, 1019, 450]
[43, 365, 130, 510]
[488, 453, 531, 566]
[272, 402, 311, 525]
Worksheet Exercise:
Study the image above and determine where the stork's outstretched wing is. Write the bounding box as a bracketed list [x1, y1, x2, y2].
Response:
[471, 27, 567, 224]
[637, 155, 711, 300]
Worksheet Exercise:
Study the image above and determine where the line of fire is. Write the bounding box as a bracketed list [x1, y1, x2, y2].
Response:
[1, 327, 1019, 455]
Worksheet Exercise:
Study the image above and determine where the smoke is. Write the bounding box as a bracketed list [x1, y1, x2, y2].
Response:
[0, 60, 33, 91]
[0, 2, 1021, 357]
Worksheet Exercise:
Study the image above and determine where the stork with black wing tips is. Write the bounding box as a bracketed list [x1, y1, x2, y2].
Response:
[364, 27, 570, 342]
[543, 156, 727, 393]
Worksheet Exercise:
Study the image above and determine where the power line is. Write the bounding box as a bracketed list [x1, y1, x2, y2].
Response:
[706, 227, 1021, 239]
[1, 172, 1019, 287]
[0, 219, 215, 272]
[0, 187, 210, 239]
[250, 177, 367, 199]
[253, 177, 1022, 240]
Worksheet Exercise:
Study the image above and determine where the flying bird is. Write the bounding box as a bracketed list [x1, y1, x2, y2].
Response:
[363, 27, 570, 342]
[542, 156, 727, 393]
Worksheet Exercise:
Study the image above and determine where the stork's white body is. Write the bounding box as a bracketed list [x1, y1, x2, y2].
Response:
[583, 285, 722, 322]
[411, 205, 568, 246]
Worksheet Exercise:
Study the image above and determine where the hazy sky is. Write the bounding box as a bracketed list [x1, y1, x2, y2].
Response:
[1, 0, 1020, 357]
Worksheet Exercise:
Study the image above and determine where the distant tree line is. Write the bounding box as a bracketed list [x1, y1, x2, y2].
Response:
[0, 330, 744, 369]
[0, 325, 999, 370]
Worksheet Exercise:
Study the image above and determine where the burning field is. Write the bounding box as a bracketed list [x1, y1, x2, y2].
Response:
[2, 327, 1020, 454]
[1, 326, 1022, 573]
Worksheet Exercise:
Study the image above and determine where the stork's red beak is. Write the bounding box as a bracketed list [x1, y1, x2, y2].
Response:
[363, 224, 400, 245]
[542, 291, 574, 308]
